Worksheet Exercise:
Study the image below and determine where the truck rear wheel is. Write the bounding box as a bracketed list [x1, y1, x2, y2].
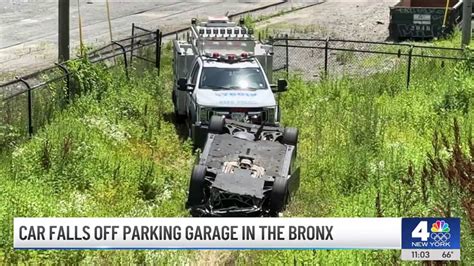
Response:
[270, 177, 289, 214]
[281, 127, 298, 146]
[175, 109, 186, 124]
[209, 115, 225, 134]
[187, 165, 207, 207]
[173, 91, 186, 123]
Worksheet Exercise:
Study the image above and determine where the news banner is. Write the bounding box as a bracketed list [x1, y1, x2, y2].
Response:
[14, 217, 460, 261]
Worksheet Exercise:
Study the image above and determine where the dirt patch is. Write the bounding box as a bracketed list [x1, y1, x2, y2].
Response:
[258, 0, 399, 40]
[255, 0, 410, 81]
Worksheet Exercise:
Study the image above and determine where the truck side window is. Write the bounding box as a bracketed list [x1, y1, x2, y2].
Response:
[189, 63, 200, 85]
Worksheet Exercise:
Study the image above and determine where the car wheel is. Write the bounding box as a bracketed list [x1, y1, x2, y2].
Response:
[270, 177, 289, 214]
[187, 165, 207, 207]
[186, 118, 193, 139]
[175, 109, 186, 124]
[175, 110, 186, 124]
[281, 127, 298, 146]
[209, 115, 225, 134]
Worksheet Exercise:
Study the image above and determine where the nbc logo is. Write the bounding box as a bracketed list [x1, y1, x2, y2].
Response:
[430, 220, 451, 245]
[431, 220, 450, 233]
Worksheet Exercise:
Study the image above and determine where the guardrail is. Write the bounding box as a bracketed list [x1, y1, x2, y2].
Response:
[0, 24, 161, 144]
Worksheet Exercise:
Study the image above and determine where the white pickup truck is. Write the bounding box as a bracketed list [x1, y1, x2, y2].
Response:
[172, 16, 287, 147]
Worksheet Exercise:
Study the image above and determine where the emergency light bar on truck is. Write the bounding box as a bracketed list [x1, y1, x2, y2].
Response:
[203, 52, 254, 62]
[191, 16, 253, 39]
[188, 16, 257, 56]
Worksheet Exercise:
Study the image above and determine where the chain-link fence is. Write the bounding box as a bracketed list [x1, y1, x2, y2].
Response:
[0, 24, 162, 146]
[271, 36, 468, 87]
[2, 30, 469, 147]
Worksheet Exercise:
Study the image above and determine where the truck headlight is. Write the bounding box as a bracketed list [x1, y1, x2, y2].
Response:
[264, 106, 278, 124]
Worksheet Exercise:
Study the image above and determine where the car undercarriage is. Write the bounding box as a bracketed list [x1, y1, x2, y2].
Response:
[186, 116, 300, 217]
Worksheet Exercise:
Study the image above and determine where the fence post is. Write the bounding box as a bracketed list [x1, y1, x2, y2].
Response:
[112, 42, 129, 79]
[324, 37, 329, 78]
[156, 29, 162, 75]
[406, 45, 413, 89]
[55, 63, 71, 103]
[285, 34, 289, 79]
[130, 23, 135, 67]
[16, 77, 33, 137]
[159, 30, 163, 72]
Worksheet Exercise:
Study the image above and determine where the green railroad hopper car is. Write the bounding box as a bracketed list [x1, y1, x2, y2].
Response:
[389, 0, 464, 40]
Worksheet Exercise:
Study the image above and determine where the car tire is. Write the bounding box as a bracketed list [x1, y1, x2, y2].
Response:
[281, 127, 298, 146]
[270, 177, 289, 214]
[187, 165, 207, 207]
[186, 118, 193, 140]
[209, 115, 225, 134]
[175, 110, 186, 124]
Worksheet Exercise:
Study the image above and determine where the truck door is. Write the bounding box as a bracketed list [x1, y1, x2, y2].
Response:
[176, 60, 200, 115]
[185, 60, 201, 122]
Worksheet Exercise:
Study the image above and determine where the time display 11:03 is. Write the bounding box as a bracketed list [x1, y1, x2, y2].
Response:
[411, 251, 430, 259]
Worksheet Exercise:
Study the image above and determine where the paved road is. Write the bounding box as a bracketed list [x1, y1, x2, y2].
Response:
[1, 0, 469, 77]
[0, 0, 289, 75]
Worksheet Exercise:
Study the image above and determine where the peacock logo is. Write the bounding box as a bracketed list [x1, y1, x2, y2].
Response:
[431, 220, 450, 233]
[430, 220, 451, 242]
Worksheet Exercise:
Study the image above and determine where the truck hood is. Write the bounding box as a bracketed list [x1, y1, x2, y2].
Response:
[195, 89, 276, 108]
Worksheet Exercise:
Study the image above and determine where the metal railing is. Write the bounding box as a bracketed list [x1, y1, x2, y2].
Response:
[271, 35, 469, 87]
[0, 24, 162, 144]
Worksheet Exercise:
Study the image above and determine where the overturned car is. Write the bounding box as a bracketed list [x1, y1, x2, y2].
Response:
[186, 115, 300, 217]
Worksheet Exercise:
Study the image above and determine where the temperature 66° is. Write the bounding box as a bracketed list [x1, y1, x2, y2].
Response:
[442, 251, 453, 259]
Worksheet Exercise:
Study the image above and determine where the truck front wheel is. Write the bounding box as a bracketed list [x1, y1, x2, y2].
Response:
[175, 109, 186, 124]
[186, 118, 193, 139]
[209, 115, 225, 134]
[281, 127, 298, 146]
[173, 91, 186, 123]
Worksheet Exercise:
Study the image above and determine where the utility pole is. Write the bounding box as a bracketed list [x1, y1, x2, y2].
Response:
[58, 0, 70, 62]
[462, 0, 472, 46]
[106, 0, 113, 42]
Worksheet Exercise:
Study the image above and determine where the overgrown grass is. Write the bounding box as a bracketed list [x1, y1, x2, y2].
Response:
[0, 37, 473, 264]
[0, 51, 197, 263]
[234, 46, 473, 264]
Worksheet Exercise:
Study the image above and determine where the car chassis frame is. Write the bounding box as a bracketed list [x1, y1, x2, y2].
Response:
[186, 117, 300, 217]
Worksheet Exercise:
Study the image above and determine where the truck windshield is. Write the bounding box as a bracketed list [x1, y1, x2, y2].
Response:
[199, 67, 267, 90]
